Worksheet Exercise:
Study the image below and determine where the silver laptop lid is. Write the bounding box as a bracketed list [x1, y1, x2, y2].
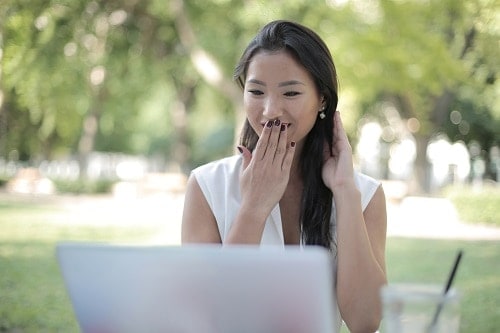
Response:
[56, 243, 337, 333]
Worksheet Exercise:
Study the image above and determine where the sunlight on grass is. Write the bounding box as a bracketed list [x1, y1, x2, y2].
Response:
[1, 199, 499, 332]
[1, 242, 77, 332]
[0, 200, 168, 332]
[444, 185, 500, 226]
[386, 238, 500, 332]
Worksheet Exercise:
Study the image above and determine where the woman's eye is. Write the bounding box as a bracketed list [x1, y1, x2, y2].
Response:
[248, 89, 264, 95]
[284, 91, 301, 97]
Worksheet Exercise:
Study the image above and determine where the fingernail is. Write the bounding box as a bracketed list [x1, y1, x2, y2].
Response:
[274, 119, 281, 126]
[290, 141, 296, 147]
[266, 121, 273, 128]
[280, 124, 286, 131]
[237, 146, 243, 154]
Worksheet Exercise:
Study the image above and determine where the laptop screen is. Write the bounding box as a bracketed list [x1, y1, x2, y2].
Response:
[57, 243, 338, 333]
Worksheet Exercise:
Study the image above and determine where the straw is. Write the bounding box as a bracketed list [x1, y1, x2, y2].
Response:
[427, 249, 463, 333]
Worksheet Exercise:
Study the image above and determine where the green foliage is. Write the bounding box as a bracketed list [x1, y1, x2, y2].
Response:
[444, 184, 500, 226]
[52, 178, 115, 194]
[0, 0, 498, 170]
[444, 95, 500, 146]
[188, 83, 236, 166]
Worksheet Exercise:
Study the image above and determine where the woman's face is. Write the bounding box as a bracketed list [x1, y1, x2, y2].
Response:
[243, 50, 323, 148]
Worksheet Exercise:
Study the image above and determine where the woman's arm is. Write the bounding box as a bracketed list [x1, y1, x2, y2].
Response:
[181, 174, 222, 243]
[181, 170, 279, 244]
[322, 111, 387, 332]
[335, 184, 387, 333]
[182, 120, 296, 245]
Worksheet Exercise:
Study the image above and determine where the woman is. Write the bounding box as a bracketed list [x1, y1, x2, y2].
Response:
[182, 20, 387, 333]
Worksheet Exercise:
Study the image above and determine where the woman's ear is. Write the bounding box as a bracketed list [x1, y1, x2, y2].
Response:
[320, 96, 327, 110]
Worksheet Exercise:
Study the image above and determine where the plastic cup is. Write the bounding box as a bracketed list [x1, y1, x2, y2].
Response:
[380, 283, 461, 333]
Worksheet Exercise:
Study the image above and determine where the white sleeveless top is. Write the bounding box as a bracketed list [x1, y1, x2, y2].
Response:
[193, 154, 380, 245]
[192, 154, 380, 330]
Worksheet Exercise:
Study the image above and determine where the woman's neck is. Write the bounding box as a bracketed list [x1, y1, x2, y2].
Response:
[291, 141, 305, 173]
[288, 149, 303, 188]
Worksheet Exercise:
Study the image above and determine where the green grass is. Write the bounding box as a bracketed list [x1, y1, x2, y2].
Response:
[1, 200, 499, 332]
[0, 201, 163, 332]
[444, 184, 500, 226]
[386, 238, 500, 333]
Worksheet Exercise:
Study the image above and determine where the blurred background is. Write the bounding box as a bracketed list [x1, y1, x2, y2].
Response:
[0, 0, 499, 332]
[1, 0, 498, 196]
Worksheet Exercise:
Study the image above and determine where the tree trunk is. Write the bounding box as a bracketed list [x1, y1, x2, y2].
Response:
[170, 0, 244, 149]
[412, 134, 432, 195]
[0, 29, 5, 158]
[430, 90, 454, 128]
[170, 82, 196, 173]
[77, 85, 106, 179]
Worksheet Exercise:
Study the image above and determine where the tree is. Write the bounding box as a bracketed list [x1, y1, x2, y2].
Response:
[1, 0, 498, 190]
[1, 1, 198, 172]
[314, 0, 499, 192]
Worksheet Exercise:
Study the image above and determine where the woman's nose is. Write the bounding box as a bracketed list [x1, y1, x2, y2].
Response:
[262, 98, 283, 119]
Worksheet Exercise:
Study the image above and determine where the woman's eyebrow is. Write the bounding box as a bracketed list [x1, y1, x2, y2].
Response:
[278, 80, 305, 87]
[246, 79, 266, 86]
[246, 79, 305, 87]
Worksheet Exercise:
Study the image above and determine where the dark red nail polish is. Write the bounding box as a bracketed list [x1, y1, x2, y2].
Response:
[237, 146, 243, 154]
[274, 119, 281, 126]
[290, 141, 296, 147]
[266, 121, 273, 128]
[280, 124, 286, 131]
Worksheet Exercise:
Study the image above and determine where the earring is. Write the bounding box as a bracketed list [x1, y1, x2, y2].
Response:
[319, 107, 326, 120]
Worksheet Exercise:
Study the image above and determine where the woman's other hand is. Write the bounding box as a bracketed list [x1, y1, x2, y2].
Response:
[322, 111, 355, 192]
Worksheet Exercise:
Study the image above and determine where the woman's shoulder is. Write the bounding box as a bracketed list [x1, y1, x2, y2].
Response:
[354, 171, 380, 188]
[353, 171, 381, 211]
[191, 155, 243, 207]
[191, 155, 242, 190]
[192, 154, 242, 176]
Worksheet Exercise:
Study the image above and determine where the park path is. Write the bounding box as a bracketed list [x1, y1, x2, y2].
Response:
[2, 191, 500, 243]
[386, 196, 500, 240]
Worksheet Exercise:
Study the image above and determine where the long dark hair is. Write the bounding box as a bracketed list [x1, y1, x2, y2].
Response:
[233, 20, 339, 250]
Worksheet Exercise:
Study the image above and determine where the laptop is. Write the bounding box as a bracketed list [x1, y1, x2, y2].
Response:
[56, 242, 338, 333]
